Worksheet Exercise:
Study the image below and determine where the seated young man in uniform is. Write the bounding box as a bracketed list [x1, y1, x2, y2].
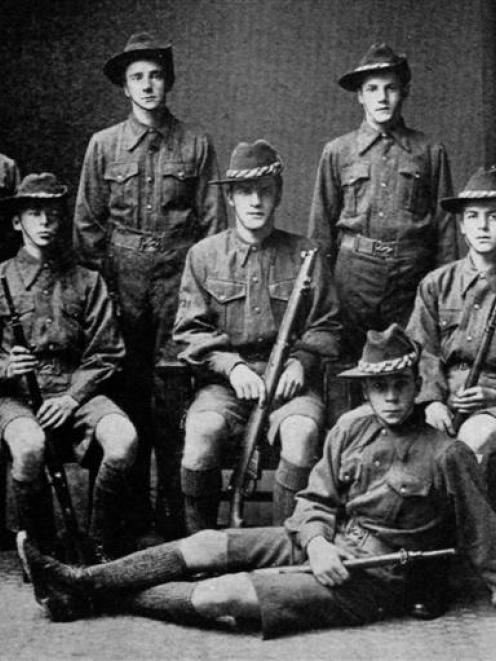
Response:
[172, 139, 342, 531]
[407, 166, 496, 494]
[18, 325, 496, 638]
[0, 173, 137, 558]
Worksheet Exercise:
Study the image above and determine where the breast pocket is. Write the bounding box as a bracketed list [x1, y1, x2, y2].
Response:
[104, 162, 139, 210]
[268, 278, 296, 328]
[204, 277, 246, 338]
[383, 467, 433, 527]
[55, 301, 85, 350]
[161, 161, 198, 208]
[341, 163, 370, 216]
[398, 161, 429, 215]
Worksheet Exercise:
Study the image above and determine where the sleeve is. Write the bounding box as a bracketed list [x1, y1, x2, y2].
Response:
[289, 248, 342, 374]
[284, 421, 347, 550]
[431, 144, 458, 266]
[307, 142, 343, 270]
[194, 134, 227, 238]
[406, 275, 449, 404]
[172, 247, 244, 377]
[67, 273, 125, 403]
[73, 135, 110, 273]
[438, 441, 496, 594]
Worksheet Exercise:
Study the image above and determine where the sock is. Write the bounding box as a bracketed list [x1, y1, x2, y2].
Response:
[272, 459, 312, 525]
[89, 462, 126, 551]
[181, 467, 222, 534]
[124, 581, 205, 626]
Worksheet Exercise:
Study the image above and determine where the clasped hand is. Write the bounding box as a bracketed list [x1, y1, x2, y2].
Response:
[7, 345, 77, 428]
[229, 359, 304, 403]
[307, 536, 354, 587]
[426, 386, 496, 436]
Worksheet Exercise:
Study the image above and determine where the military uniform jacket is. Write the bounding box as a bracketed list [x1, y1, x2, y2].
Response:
[173, 228, 341, 379]
[0, 249, 125, 403]
[73, 110, 226, 272]
[285, 404, 496, 591]
[407, 256, 496, 408]
[308, 120, 457, 268]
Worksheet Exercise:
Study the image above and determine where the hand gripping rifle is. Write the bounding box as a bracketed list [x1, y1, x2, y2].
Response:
[1, 274, 90, 563]
[274, 547, 457, 575]
[453, 293, 496, 432]
[228, 248, 318, 528]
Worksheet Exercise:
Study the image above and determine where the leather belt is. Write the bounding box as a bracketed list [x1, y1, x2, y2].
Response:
[340, 233, 425, 259]
[110, 224, 191, 253]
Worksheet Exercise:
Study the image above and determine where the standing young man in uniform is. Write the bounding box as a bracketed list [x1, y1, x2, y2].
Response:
[407, 166, 496, 498]
[73, 33, 227, 540]
[0, 173, 137, 558]
[18, 325, 496, 638]
[173, 140, 341, 532]
[308, 43, 456, 356]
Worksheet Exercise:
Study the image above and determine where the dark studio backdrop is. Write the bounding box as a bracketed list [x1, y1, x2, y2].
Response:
[1, 0, 496, 236]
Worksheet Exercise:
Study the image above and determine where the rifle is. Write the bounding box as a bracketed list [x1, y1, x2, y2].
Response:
[228, 248, 318, 528]
[1, 274, 90, 564]
[453, 294, 496, 432]
[274, 547, 456, 575]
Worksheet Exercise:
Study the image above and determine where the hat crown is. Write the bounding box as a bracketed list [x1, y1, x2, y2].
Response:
[461, 166, 496, 195]
[123, 31, 171, 54]
[358, 42, 406, 68]
[361, 324, 417, 366]
[228, 140, 280, 173]
[16, 172, 67, 199]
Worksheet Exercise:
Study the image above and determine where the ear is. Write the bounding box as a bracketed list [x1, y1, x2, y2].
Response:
[361, 381, 369, 401]
[123, 83, 130, 99]
[12, 214, 22, 232]
[226, 190, 235, 208]
[357, 88, 364, 106]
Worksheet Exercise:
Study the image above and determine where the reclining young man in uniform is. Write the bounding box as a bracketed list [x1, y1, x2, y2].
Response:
[0, 173, 137, 559]
[18, 324, 496, 638]
[172, 139, 342, 531]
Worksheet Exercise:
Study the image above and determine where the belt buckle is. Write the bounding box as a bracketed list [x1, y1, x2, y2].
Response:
[140, 236, 161, 252]
[374, 242, 394, 257]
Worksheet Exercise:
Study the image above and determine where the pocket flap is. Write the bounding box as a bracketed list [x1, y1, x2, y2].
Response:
[205, 278, 246, 303]
[269, 279, 295, 302]
[439, 308, 460, 331]
[162, 162, 198, 180]
[387, 470, 431, 497]
[104, 162, 139, 183]
[399, 164, 421, 179]
[343, 163, 370, 186]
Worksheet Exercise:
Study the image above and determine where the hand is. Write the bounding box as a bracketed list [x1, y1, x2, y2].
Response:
[306, 536, 354, 587]
[229, 363, 266, 403]
[37, 395, 78, 429]
[275, 358, 305, 401]
[450, 386, 496, 414]
[6, 345, 38, 378]
[425, 401, 455, 436]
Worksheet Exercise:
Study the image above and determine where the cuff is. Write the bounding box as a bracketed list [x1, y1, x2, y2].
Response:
[289, 349, 317, 375]
[298, 522, 335, 551]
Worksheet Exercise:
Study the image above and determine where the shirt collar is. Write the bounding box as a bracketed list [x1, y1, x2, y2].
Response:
[234, 228, 277, 267]
[13, 248, 49, 289]
[357, 118, 411, 155]
[123, 109, 173, 151]
[459, 254, 495, 297]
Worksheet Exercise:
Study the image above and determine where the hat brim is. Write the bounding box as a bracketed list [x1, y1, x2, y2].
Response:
[0, 190, 68, 218]
[441, 193, 496, 213]
[209, 173, 278, 185]
[338, 365, 415, 379]
[104, 47, 174, 88]
[338, 61, 410, 91]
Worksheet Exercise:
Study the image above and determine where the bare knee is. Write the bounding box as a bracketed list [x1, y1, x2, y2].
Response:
[459, 414, 496, 458]
[191, 572, 259, 620]
[182, 411, 227, 470]
[280, 416, 319, 466]
[4, 418, 45, 482]
[180, 529, 228, 571]
[95, 414, 137, 468]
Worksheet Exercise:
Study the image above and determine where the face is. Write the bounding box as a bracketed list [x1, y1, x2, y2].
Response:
[13, 201, 62, 252]
[357, 71, 405, 129]
[363, 368, 419, 427]
[227, 177, 281, 235]
[124, 59, 166, 113]
[460, 202, 496, 256]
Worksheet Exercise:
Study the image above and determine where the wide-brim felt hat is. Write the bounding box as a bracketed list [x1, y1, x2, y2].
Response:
[210, 140, 283, 185]
[104, 32, 174, 89]
[338, 42, 411, 92]
[339, 323, 420, 378]
[0, 172, 68, 217]
[441, 166, 496, 213]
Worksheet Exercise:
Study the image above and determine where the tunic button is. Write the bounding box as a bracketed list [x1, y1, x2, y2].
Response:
[46, 318, 52, 325]
[147, 176, 153, 183]
[374, 459, 381, 467]
[400, 486, 406, 494]
[219, 294, 225, 300]
[381, 182, 387, 188]
[43, 290, 49, 295]
[251, 246, 258, 252]
[252, 276, 259, 283]
[117, 175, 123, 182]
[258, 337, 264, 342]
[254, 306, 261, 313]
[474, 304, 480, 309]
[381, 429, 387, 435]
[467, 336, 472, 341]
[146, 204, 152, 211]
[378, 212, 384, 218]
